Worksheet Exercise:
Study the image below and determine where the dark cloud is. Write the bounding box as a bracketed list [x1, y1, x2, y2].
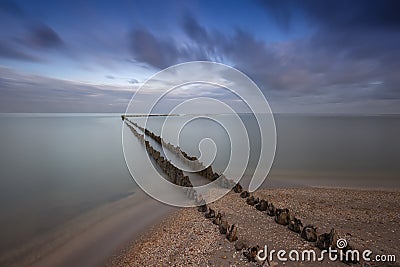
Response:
[258, 0, 400, 31]
[182, 14, 210, 43]
[0, 41, 39, 61]
[313, 0, 400, 30]
[129, 78, 139, 84]
[129, 23, 215, 69]
[129, 29, 182, 69]
[254, 0, 400, 101]
[127, 12, 400, 108]
[1, 1, 398, 113]
[0, 68, 133, 113]
[129, 15, 288, 91]
[0, 24, 65, 61]
[181, 14, 228, 62]
[27, 24, 64, 49]
[0, 4, 65, 62]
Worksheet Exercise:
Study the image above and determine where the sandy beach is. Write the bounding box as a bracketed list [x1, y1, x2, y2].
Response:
[105, 187, 400, 266]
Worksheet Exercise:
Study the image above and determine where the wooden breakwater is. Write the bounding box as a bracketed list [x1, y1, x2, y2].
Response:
[123, 117, 358, 265]
[125, 118, 242, 192]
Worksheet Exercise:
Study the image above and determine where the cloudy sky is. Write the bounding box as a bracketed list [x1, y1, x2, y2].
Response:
[0, 0, 399, 113]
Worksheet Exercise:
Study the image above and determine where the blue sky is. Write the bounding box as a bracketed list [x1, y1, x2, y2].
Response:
[0, 0, 399, 113]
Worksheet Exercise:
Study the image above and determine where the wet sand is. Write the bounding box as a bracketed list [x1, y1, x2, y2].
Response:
[2, 191, 175, 267]
[105, 187, 400, 266]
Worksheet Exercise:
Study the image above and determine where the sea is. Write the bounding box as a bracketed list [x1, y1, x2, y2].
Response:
[0, 113, 399, 265]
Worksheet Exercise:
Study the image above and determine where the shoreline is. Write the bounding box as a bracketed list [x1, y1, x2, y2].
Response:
[105, 187, 400, 266]
[4, 185, 398, 267]
[1, 191, 176, 267]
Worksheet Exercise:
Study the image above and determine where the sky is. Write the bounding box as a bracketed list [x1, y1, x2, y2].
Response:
[0, 0, 399, 113]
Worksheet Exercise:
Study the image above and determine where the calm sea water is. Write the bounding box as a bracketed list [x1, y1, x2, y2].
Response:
[0, 114, 135, 256]
[133, 114, 400, 177]
[0, 113, 399, 260]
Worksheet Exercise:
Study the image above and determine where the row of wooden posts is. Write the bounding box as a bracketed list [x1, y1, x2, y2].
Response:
[123, 117, 357, 265]
[124, 119, 242, 248]
[126, 118, 239, 190]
